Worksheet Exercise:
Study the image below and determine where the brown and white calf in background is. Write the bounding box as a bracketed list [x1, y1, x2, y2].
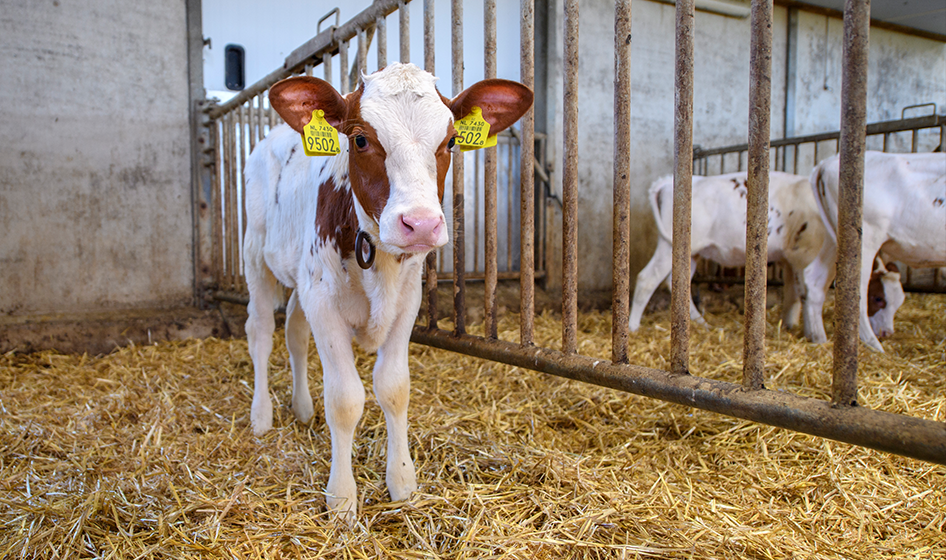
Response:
[243, 62, 532, 519]
[629, 171, 904, 343]
[810, 150, 945, 352]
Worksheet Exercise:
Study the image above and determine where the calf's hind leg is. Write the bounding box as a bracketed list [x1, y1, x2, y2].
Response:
[285, 290, 314, 425]
[246, 264, 279, 436]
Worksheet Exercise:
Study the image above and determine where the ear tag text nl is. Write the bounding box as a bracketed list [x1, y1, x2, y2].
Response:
[455, 106, 498, 152]
[302, 109, 341, 157]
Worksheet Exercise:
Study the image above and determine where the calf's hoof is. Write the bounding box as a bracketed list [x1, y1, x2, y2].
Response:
[250, 396, 273, 436]
[292, 394, 314, 425]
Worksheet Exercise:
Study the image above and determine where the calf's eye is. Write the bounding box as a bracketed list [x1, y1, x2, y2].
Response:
[448, 137, 456, 149]
[354, 135, 368, 149]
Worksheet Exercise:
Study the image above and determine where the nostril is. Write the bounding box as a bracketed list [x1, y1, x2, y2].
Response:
[401, 215, 416, 233]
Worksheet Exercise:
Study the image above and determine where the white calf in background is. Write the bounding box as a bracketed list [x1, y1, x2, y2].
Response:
[243, 62, 532, 518]
[810, 151, 945, 352]
[629, 171, 903, 344]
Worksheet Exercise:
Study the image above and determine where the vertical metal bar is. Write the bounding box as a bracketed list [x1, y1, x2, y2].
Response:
[562, 0, 579, 355]
[424, 0, 438, 329]
[832, 0, 870, 407]
[612, 0, 632, 364]
[483, 0, 499, 338]
[257, 94, 266, 143]
[340, 40, 350, 94]
[323, 52, 333, 84]
[227, 105, 246, 291]
[212, 118, 223, 288]
[400, 0, 410, 63]
[224, 112, 236, 290]
[520, 0, 536, 347]
[248, 96, 257, 153]
[537, 136, 547, 275]
[239, 103, 249, 291]
[507, 139, 515, 273]
[474, 151, 481, 275]
[377, 13, 387, 69]
[452, 0, 467, 335]
[671, 0, 695, 375]
[357, 28, 368, 83]
[743, 0, 773, 391]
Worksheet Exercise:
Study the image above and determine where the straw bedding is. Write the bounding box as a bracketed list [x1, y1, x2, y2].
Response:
[1, 290, 944, 559]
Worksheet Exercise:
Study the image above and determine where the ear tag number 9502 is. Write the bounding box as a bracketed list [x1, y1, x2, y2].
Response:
[454, 106, 498, 152]
[301, 109, 341, 157]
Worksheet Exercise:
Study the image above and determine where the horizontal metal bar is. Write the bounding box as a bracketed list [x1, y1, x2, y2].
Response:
[410, 327, 946, 465]
[694, 114, 945, 158]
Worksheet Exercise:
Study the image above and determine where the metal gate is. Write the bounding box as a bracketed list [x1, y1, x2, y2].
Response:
[194, 0, 946, 465]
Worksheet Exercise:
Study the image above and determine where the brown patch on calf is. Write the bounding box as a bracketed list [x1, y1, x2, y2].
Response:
[866, 269, 887, 317]
[316, 176, 357, 261]
[934, 197, 944, 207]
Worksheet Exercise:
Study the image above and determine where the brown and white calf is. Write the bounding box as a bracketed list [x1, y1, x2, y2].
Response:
[629, 171, 904, 343]
[243, 62, 532, 518]
[810, 150, 945, 352]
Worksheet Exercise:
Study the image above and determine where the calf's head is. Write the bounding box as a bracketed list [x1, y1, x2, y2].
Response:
[867, 258, 905, 338]
[269, 62, 533, 256]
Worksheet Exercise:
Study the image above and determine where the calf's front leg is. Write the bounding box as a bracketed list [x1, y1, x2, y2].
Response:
[373, 308, 419, 502]
[306, 295, 365, 520]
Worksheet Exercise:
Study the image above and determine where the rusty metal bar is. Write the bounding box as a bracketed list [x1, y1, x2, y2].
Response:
[225, 112, 238, 290]
[671, 0, 695, 375]
[474, 152, 481, 274]
[238, 103, 249, 292]
[400, 0, 410, 62]
[743, 0, 773, 391]
[376, 13, 387, 69]
[507, 139, 515, 273]
[520, 0, 536, 347]
[562, 0, 579, 355]
[833, 0, 870, 407]
[484, 0, 499, 339]
[410, 327, 946, 465]
[211, 119, 223, 289]
[424, 0, 438, 329]
[452, 0, 466, 335]
[612, 0, 632, 364]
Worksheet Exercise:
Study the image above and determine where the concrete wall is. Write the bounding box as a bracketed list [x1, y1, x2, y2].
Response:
[541, 0, 946, 295]
[0, 0, 195, 317]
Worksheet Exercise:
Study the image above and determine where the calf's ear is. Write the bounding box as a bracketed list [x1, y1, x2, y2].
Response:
[269, 76, 347, 133]
[449, 79, 534, 135]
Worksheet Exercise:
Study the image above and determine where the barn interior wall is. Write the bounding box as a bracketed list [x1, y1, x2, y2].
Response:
[0, 1, 195, 318]
[540, 0, 945, 296]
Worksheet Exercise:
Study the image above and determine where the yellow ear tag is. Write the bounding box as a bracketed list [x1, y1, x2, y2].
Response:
[301, 109, 341, 157]
[455, 106, 497, 152]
